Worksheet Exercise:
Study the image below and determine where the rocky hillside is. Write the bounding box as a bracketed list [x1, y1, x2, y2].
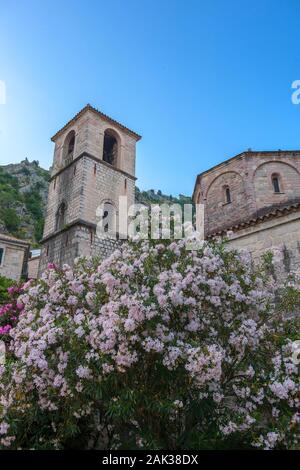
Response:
[0, 159, 50, 246]
[135, 187, 192, 207]
[0, 160, 192, 246]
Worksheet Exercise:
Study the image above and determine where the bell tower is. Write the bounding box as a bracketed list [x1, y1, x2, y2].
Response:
[39, 104, 141, 273]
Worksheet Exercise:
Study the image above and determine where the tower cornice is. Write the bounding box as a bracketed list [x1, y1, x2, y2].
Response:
[50, 151, 137, 181]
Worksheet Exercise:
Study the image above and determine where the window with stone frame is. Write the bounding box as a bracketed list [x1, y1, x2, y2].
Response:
[103, 130, 119, 167]
[102, 202, 116, 234]
[272, 174, 281, 193]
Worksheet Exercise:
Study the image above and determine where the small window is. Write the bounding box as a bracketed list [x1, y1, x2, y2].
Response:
[272, 175, 281, 193]
[68, 135, 75, 155]
[63, 130, 76, 165]
[225, 187, 231, 204]
[0, 247, 4, 266]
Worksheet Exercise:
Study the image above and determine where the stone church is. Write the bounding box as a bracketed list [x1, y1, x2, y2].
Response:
[39, 104, 300, 278]
[193, 150, 300, 276]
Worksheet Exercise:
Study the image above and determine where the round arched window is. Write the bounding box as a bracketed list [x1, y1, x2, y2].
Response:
[63, 130, 76, 165]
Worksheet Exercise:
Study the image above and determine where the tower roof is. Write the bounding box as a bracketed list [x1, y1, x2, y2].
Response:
[192, 149, 300, 200]
[0, 233, 30, 246]
[51, 104, 142, 142]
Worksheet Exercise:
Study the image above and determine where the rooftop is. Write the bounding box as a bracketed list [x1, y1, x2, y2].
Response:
[0, 233, 30, 246]
[51, 104, 142, 142]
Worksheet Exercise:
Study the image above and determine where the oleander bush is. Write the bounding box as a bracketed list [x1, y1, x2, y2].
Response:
[0, 238, 299, 450]
[0, 284, 24, 341]
[0, 276, 15, 305]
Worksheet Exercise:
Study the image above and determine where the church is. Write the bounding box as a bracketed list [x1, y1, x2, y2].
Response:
[39, 105, 300, 278]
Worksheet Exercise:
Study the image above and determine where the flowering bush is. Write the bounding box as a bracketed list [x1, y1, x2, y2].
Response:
[0, 239, 299, 449]
[0, 285, 24, 341]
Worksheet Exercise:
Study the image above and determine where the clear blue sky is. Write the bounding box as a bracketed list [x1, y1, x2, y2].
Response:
[1, 0, 300, 196]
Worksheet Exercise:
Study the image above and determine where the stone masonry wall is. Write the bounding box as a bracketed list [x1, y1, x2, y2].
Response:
[194, 151, 300, 236]
[81, 156, 135, 228]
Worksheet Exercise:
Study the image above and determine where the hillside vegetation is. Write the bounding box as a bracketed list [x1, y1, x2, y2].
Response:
[0, 160, 50, 245]
[0, 159, 192, 246]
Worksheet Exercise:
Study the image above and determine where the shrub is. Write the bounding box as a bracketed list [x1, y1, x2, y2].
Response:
[0, 239, 299, 450]
[0, 276, 14, 304]
[0, 284, 24, 342]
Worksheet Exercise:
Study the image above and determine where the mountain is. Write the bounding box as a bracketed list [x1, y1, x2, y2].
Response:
[0, 159, 50, 246]
[135, 187, 192, 207]
[0, 160, 192, 246]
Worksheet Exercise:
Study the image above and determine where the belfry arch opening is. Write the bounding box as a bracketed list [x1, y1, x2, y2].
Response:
[224, 186, 231, 204]
[63, 130, 76, 165]
[103, 129, 119, 167]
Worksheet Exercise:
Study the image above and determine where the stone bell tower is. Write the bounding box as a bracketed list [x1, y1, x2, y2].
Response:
[39, 104, 141, 273]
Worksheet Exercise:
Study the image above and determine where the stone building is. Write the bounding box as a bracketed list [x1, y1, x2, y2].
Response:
[28, 249, 41, 279]
[0, 233, 30, 281]
[193, 150, 300, 276]
[39, 104, 141, 273]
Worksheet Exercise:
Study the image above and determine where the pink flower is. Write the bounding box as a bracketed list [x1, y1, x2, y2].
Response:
[0, 325, 12, 335]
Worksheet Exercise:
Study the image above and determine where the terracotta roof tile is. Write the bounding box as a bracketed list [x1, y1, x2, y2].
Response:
[0, 233, 30, 246]
[51, 104, 142, 142]
[192, 149, 300, 200]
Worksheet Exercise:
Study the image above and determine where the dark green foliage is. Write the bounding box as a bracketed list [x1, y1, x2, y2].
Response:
[0, 275, 14, 304]
[135, 186, 192, 207]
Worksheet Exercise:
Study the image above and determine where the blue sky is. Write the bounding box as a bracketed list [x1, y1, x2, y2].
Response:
[1, 0, 300, 196]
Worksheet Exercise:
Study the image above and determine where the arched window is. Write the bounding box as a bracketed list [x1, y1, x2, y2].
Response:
[63, 130, 76, 165]
[55, 202, 66, 231]
[102, 202, 116, 234]
[225, 186, 231, 204]
[103, 130, 118, 167]
[272, 174, 281, 193]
